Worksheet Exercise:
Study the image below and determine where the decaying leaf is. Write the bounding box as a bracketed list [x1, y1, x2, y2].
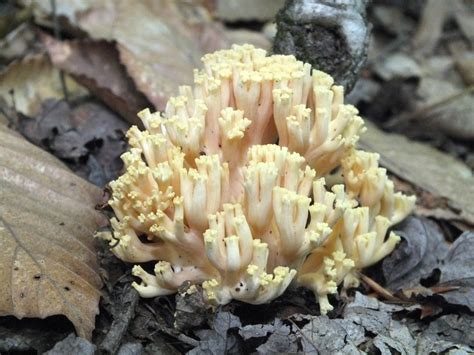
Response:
[19, 99, 128, 186]
[0, 120, 107, 339]
[384, 220, 474, 312]
[189, 311, 242, 355]
[174, 285, 210, 332]
[416, 335, 474, 355]
[383, 217, 449, 291]
[41, 35, 149, 125]
[343, 295, 417, 355]
[298, 315, 365, 354]
[239, 319, 298, 354]
[415, 77, 474, 140]
[296, 292, 473, 353]
[424, 314, 474, 347]
[0, 54, 86, 117]
[359, 122, 474, 226]
[255, 322, 298, 355]
[44, 333, 95, 355]
[437, 232, 474, 311]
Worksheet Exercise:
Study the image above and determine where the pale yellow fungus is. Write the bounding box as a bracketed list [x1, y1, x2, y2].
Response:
[98, 44, 415, 313]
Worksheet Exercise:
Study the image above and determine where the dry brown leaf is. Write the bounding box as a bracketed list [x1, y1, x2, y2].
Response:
[24, 0, 231, 111]
[0, 120, 107, 339]
[0, 54, 86, 117]
[112, 0, 230, 110]
[359, 122, 474, 226]
[41, 35, 149, 125]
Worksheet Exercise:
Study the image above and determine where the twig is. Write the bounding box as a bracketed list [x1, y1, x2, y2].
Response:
[357, 272, 399, 302]
[384, 84, 474, 129]
[142, 302, 199, 347]
[50, 0, 69, 102]
[99, 285, 140, 354]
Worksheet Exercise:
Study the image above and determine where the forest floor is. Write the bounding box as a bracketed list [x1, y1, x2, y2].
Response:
[0, 1, 473, 354]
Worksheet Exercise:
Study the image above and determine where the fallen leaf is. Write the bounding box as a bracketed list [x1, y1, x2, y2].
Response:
[415, 77, 474, 140]
[174, 285, 210, 332]
[255, 321, 298, 355]
[44, 333, 95, 355]
[298, 315, 365, 354]
[295, 292, 473, 354]
[372, 324, 416, 355]
[343, 296, 417, 355]
[416, 335, 473, 355]
[424, 314, 474, 347]
[41, 35, 149, 125]
[21, 1, 231, 111]
[239, 319, 298, 354]
[238, 323, 276, 340]
[0, 54, 86, 117]
[19, 99, 128, 186]
[437, 232, 474, 311]
[383, 217, 449, 291]
[189, 311, 242, 355]
[359, 121, 474, 226]
[112, 0, 230, 110]
[384, 223, 474, 312]
[0, 120, 107, 339]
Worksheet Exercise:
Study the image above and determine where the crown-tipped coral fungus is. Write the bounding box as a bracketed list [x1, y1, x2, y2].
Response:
[99, 44, 415, 313]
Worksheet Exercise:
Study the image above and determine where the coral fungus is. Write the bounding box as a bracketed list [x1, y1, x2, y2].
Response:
[99, 44, 415, 313]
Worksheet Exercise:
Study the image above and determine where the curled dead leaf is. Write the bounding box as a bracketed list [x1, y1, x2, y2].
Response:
[41, 34, 149, 125]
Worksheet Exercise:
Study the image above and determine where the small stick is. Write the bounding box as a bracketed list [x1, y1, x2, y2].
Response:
[357, 272, 399, 302]
[100, 285, 140, 354]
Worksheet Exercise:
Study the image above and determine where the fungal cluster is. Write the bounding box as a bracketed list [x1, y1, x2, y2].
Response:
[99, 44, 415, 313]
